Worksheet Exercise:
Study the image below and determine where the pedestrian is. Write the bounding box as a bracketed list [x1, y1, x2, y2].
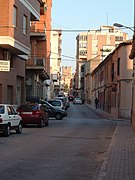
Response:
[94, 97, 99, 109]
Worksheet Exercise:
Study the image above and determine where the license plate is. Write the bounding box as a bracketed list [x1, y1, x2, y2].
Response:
[21, 112, 32, 114]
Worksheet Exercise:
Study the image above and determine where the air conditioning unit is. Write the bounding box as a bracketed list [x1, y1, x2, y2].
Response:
[4, 51, 11, 60]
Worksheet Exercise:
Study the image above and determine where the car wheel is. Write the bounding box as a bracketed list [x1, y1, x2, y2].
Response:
[45, 121, 49, 126]
[16, 123, 22, 134]
[4, 124, 10, 137]
[22, 122, 26, 127]
[55, 113, 62, 120]
[45, 115, 49, 126]
[39, 119, 44, 128]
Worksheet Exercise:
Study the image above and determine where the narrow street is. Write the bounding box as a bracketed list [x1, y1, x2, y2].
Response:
[0, 104, 117, 180]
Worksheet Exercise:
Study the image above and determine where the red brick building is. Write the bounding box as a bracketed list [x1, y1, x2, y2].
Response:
[26, 0, 52, 99]
[0, 0, 44, 104]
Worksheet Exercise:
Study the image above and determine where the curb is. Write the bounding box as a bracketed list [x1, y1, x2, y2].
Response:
[96, 124, 118, 180]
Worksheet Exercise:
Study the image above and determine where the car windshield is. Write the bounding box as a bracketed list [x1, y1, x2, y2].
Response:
[76, 98, 81, 100]
[44, 101, 54, 108]
[55, 97, 66, 103]
[0, 106, 4, 114]
[18, 104, 39, 111]
[48, 101, 61, 106]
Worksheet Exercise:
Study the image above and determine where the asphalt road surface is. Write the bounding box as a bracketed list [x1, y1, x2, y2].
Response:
[0, 103, 117, 180]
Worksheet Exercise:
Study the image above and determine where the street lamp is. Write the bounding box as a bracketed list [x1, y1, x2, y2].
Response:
[113, 22, 135, 59]
[113, 23, 134, 32]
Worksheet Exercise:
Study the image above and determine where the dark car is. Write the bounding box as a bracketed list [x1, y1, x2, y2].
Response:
[43, 101, 67, 120]
[17, 103, 49, 127]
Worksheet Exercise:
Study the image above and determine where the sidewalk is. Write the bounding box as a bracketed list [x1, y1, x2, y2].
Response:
[97, 121, 135, 180]
[85, 103, 129, 121]
[86, 104, 135, 180]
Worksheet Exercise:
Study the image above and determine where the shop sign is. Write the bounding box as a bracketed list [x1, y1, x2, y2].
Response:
[0, 60, 10, 71]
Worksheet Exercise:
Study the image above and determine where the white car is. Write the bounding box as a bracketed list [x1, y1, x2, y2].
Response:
[47, 99, 65, 110]
[73, 97, 82, 105]
[0, 104, 22, 136]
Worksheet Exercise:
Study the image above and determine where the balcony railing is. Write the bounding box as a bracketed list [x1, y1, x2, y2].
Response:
[26, 56, 49, 79]
[26, 57, 45, 69]
[30, 22, 46, 37]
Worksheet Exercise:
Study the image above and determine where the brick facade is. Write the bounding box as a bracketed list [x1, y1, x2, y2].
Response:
[0, 0, 43, 104]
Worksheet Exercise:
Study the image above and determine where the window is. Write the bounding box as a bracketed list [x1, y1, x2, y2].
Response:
[10, 106, 16, 115]
[7, 106, 13, 115]
[23, 15, 27, 35]
[79, 43, 87, 48]
[81, 65, 85, 72]
[79, 50, 87, 56]
[117, 58, 120, 75]
[36, 59, 44, 66]
[100, 71, 104, 82]
[13, 6, 17, 27]
[115, 36, 123, 41]
[111, 63, 114, 81]
[79, 35, 87, 41]
[0, 106, 4, 114]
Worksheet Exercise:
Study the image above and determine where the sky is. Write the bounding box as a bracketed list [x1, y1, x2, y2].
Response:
[52, 0, 134, 72]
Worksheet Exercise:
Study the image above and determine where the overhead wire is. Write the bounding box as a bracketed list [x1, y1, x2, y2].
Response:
[0, 25, 133, 33]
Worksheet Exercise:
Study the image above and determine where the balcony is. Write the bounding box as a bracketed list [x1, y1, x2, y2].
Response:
[30, 22, 46, 39]
[26, 57, 49, 80]
[27, 57, 45, 68]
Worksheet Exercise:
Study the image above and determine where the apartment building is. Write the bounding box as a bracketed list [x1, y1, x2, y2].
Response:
[76, 25, 128, 102]
[91, 40, 132, 119]
[50, 29, 62, 97]
[26, 0, 52, 100]
[0, 0, 43, 104]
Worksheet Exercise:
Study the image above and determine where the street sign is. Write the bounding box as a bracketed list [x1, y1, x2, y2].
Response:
[0, 60, 10, 71]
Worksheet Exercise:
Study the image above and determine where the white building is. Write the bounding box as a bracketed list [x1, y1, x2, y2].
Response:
[50, 29, 62, 97]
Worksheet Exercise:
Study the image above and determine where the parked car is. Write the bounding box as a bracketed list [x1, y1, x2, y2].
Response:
[54, 96, 68, 110]
[17, 103, 49, 127]
[47, 99, 65, 110]
[24, 96, 67, 120]
[43, 101, 67, 120]
[0, 104, 22, 136]
[73, 97, 82, 105]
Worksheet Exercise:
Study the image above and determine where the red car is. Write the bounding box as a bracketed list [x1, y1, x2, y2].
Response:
[17, 103, 49, 127]
[68, 95, 74, 101]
